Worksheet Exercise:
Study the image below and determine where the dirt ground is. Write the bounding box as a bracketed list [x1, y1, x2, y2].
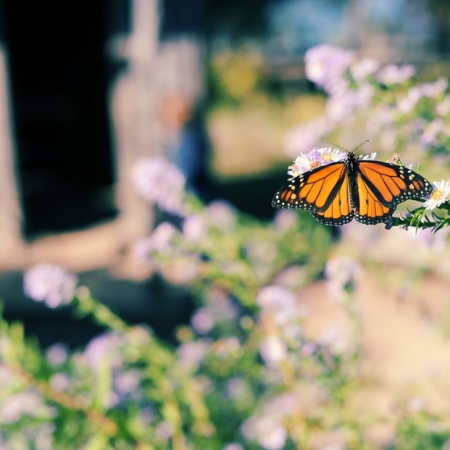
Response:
[301, 271, 450, 443]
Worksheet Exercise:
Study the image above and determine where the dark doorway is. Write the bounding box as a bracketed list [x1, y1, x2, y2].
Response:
[3, 1, 118, 236]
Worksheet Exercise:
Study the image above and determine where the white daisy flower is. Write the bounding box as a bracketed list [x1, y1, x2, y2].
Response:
[424, 180, 450, 210]
[358, 152, 377, 161]
[320, 147, 346, 162]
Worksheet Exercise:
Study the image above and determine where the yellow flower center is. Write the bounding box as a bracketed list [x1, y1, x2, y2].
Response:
[431, 189, 443, 200]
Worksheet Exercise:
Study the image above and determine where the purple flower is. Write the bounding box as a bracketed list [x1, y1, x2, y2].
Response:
[287, 147, 325, 175]
[287, 147, 346, 178]
[84, 332, 124, 370]
[242, 416, 287, 450]
[420, 119, 444, 146]
[133, 222, 178, 262]
[191, 308, 215, 334]
[114, 369, 141, 395]
[410, 226, 450, 251]
[301, 341, 317, 356]
[24, 263, 77, 308]
[205, 287, 240, 321]
[327, 93, 358, 122]
[245, 241, 277, 266]
[0, 390, 50, 424]
[420, 78, 448, 98]
[369, 105, 395, 132]
[46, 343, 69, 366]
[257, 285, 297, 311]
[436, 96, 450, 116]
[259, 335, 287, 367]
[50, 373, 70, 392]
[131, 157, 186, 214]
[284, 117, 333, 158]
[262, 392, 300, 418]
[177, 339, 211, 369]
[327, 84, 374, 122]
[274, 210, 298, 231]
[155, 421, 174, 441]
[222, 444, 244, 450]
[319, 328, 351, 355]
[226, 377, 249, 400]
[257, 286, 307, 345]
[397, 87, 423, 114]
[325, 256, 362, 300]
[376, 64, 416, 85]
[207, 200, 237, 231]
[182, 214, 208, 241]
[304, 45, 354, 94]
[350, 58, 379, 81]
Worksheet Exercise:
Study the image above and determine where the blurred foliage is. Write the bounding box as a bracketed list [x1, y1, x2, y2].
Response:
[207, 46, 326, 176]
[0, 196, 338, 449]
[388, 409, 450, 449]
[207, 95, 326, 178]
[2, 186, 450, 448]
[208, 48, 273, 108]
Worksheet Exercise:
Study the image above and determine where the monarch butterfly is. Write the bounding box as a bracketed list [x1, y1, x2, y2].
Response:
[271, 151, 432, 226]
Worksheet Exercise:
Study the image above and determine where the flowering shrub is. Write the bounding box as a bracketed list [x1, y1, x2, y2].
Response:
[286, 44, 450, 159]
[286, 44, 450, 232]
[1, 45, 450, 449]
[23, 264, 78, 308]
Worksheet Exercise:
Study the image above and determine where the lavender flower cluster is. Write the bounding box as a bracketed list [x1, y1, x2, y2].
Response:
[132, 156, 186, 215]
[286, 44, 450, 159]
[23, 263, 78, 308]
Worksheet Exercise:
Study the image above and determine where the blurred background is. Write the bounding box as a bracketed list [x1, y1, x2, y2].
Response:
[0, 0, 449, 364]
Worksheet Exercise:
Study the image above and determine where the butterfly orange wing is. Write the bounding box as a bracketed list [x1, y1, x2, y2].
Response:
[271, 162, 354, 225]
[312, 172, 354, 225]
[354, 161, 432, 225]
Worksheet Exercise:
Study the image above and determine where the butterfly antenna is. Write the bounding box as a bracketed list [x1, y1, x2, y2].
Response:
[352, 140, 369, 152]
[328, 141, 348, 153]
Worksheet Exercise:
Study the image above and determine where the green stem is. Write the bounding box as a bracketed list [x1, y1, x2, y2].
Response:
[73, 286, 129, 332]
[6, 363, 118, 435]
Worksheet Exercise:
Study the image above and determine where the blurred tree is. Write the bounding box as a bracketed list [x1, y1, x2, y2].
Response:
[421, 0, 450, 55]
[160, 0, 206, 37]
[205, 0, 277, 40]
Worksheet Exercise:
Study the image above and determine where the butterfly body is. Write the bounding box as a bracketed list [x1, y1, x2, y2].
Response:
[272, 152, 432, 226]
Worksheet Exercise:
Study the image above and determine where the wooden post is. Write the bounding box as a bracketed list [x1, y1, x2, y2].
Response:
[0, 44, 26, 267]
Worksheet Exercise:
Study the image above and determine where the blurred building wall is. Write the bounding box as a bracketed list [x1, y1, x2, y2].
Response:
[0, 0, 206, 273]
[0, 44, 24, 264]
